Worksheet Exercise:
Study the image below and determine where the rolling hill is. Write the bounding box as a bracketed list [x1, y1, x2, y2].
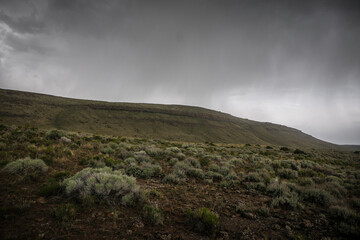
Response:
[0, 88, 351, 150]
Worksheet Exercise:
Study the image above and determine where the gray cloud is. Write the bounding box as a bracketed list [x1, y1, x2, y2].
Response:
[0, 0, 359, 144]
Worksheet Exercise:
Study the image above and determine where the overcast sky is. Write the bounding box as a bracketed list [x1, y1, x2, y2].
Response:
[0, 0, 359, 144]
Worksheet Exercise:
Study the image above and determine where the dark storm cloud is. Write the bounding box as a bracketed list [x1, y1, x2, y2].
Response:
[0, 0, 45, 33]
[0, 0, 359, 144]
[0, 10, 42, 33]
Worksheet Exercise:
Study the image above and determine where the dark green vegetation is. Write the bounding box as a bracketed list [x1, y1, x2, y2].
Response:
[2, 88, 358, 150]
[187, 207, 220, 237]
[0, 125, 359, 239]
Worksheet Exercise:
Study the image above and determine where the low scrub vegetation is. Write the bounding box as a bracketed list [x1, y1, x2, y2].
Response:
[0, 125, 359, 239]
[187, 207, 219, 237]
[328, 206, 360, 237]
[3, 157, 48, 180]
[143, 204, 164, 226]
[53, 203, 76, 224]
[62, 167, 142, 206]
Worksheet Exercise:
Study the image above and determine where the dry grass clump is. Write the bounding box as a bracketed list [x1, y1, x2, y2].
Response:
[143, 204, 164, 225]
[187, 207, 219, 237]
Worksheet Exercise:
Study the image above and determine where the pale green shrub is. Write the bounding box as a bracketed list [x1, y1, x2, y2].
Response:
[278, 160, 299, 170]
[101, 145, 115, 154]
[325, 176, 343, 185]
[124, 157, 137, 165]
[224, 171, 238, 181]
[299, 160, 319, 169]
[186, 167, 205, 178]
[125, 162, 162, 179]
[164, 147, 185, 160]
[271, 191, 299, 210]
[220, 172, 240, 188]
[175, 153, 186, 160]
[209, 164, 220, 172]
[168, 158, 178, 166]
[300, 188, 333, 206]
[185, 158, 201, 168]
[165, 147, 181, 154]
[277, 169, 298, 179]
[266, 181, 289, 197]
[62, 167, 141, 205]
[119, 142, 132, 150]
[298, 177, 314, 186]
[174, 161, 204, 179]
[3, 157, 48, 174]
[185, 147, 199, 156]
[163, 173, 182, 184]
[205, 171, 223, 181]
[121, 192, 137, 206]
[298, 169, 316, 177]
[323, 182, 346, 198]
[266, 181, 300, 209]
[244, 172, 262, 182]
[134, 150, 151, 163]
[145, 147, 164, 158]
[46, 129, 65, 140]
[164, 160, 204, 184]
[218, 166, 231, 176]
[246, 182, 266, 192]
[200, 154, 222, 165]
[230, 157, 244, 166]
[141, 162, 162, 177]
[208, 163, 231, 176]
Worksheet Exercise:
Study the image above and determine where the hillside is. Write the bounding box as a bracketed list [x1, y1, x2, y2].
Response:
[0, 88, 345, 149]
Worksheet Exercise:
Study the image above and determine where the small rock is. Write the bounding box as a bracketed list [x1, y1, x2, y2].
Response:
[217, 231, 229, 240]
[37, 197, 46, 204]
[60, 136, 71, 143]
[243, 212, 256, 220]
[303, 219, 314, 228]
[160, 234, 171, 240]
[274, 224, 281, 230]
[134, 221, 144, 228]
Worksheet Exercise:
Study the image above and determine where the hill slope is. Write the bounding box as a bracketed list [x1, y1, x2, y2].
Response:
[0, 88, 342, 149]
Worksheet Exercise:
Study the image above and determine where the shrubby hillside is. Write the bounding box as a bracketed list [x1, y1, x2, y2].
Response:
[0, 88, 350, 150]
[0, 125, 359, 239]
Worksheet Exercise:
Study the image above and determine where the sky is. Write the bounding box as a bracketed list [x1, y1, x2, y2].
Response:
[0, 0, 359, 144]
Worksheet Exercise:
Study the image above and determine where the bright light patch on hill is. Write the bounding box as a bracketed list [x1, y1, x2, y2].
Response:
[0, 0, 359, 144]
